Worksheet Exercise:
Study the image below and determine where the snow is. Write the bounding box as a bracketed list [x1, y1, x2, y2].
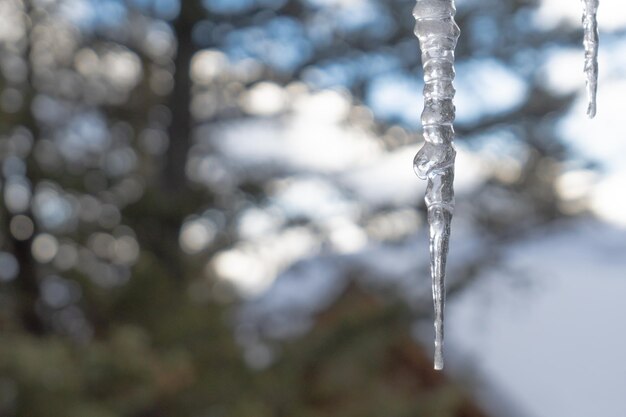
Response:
[366, 73, 422, 126]
[559, 79, 626, 226]
[339, 146, 426, 206]
[455, 60, 528, 124]
[208, 93, 381, 175]
[540, 48, 586, 95]
[447, 219, 626, 417]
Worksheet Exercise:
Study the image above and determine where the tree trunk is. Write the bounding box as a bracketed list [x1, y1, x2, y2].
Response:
[142, 1, 204, 282]
[9, 0, 46, 334]
[162, 1, 200, 193]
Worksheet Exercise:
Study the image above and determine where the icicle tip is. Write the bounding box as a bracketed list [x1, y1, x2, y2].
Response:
[587, 102, 596, 119]
[434, 346, 444, 370]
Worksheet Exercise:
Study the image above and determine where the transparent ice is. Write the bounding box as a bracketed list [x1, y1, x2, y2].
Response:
[412, 0, 459, 370]
[582, 0, 599, 118]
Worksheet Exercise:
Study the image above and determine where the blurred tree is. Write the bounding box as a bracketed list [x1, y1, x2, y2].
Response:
[0, 0, 598, 415]
[261, 283, 491, 417]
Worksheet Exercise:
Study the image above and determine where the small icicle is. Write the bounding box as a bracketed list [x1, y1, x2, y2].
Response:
[412, 0, 459, 370]
[581, 0, 599, 118]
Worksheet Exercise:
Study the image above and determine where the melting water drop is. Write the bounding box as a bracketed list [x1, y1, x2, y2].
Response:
[413, 0, 459, 370]
[582, 0, 599, 118]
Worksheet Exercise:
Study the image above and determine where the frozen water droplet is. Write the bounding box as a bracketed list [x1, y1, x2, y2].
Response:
[413, 0, 459, 370]
[582, 0, 599, 118]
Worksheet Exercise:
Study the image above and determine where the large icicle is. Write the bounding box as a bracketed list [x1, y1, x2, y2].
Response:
[412, 0, 459, 371]
[582, 0, 599, 118]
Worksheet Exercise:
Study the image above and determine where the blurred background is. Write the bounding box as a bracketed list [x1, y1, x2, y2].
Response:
[1, 0, 626, 416]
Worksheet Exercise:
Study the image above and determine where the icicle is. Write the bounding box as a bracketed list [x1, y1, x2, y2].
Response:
[412, 0, 459, 371]
[581, 0, 599, 118]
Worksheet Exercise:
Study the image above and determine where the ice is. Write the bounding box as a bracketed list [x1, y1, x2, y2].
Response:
[581, 0, 599, 118]
[412, 0, 460, 370]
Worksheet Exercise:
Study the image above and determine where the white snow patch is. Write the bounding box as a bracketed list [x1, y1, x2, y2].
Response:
[447, 219, 626, 417]
[558, 79, 626, 226]
[210, 116, 381, 174]
[455, 60, 528, 124]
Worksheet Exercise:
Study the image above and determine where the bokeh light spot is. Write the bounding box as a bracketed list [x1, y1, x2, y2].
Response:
[0, 252, 19, 281]
[32, 233, 60, 263]
[9, 215, 34, 241]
